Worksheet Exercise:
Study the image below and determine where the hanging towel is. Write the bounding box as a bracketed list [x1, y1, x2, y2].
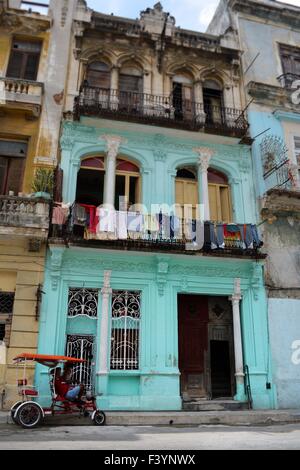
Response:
[117, 211, 128, 239]
[98, 207, 116, 233]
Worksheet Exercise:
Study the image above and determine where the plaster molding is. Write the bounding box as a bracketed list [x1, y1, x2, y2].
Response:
[49, 245, 66, 291]
[101, 134, 127, 158]
[251, 263, 263, 301]
[156, 257, 169, 296]
[194, 147, 215, 172]
[154, 149, 167, 162]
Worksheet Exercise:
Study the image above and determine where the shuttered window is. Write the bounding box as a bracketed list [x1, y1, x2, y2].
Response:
[86, 62, 110, 88]
[0, 140, 27, 195]
[280, 45, 300, 76]
[119, 74, 143, 93]
[6, 40, 42, 80]
[208, 184, 232, 223]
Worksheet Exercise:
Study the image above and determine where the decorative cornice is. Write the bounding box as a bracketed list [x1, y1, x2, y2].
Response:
[60, 121, 244, 165]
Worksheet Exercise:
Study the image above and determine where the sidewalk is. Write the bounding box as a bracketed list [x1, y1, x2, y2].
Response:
[2, 409, 300, 427]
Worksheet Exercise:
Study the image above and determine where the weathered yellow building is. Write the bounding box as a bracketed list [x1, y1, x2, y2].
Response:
[0, 0, 89, 407]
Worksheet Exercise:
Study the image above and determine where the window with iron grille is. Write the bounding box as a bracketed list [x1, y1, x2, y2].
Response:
[66, 335, 94, 391]
[110, 290, 141, 371]
[67, 288, 98, 318]
[0, 292, 14, 314]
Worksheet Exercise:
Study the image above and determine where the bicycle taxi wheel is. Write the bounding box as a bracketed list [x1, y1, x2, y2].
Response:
[15, 402, 43, 429]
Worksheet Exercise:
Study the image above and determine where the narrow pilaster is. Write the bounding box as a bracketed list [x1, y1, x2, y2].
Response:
[102, 135, 126, 207]
[194, 147, 214, 220]
[229, 278, 246, 401]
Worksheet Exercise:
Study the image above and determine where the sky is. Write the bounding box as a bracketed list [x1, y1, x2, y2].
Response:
[86, 0, 300, 32]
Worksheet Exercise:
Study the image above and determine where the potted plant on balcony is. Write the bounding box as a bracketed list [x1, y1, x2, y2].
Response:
[32, 167, 54, 200]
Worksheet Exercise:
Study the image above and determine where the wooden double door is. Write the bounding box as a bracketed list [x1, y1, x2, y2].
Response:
[178, 294, 234, 399]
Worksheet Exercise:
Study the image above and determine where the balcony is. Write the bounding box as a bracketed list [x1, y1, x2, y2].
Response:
[0, 77, 44, 118]
[277, 73, 300, 90]
[74, 87, 249, 138]
[0, 195, 50, 248]
[50, 205, 263, 259]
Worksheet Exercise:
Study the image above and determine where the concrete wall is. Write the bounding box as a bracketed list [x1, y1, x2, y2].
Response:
[269, 299, 300, 409]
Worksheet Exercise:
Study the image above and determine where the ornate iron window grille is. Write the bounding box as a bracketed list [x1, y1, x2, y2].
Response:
[260, 135, 291, 189]
[66, 335, 95, 391]
[110, 290, 141, 371]
[67, 288, 98, 318]
[0, 292, 15, 314]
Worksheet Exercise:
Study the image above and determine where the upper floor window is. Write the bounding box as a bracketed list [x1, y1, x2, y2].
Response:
[203, 80, 224, 125]
[172, 73, 194, 121]
[208, 169, 232, 223]
[175, 166, 232, 222]
[119, 65, 143, 94]
[85, 61, 111, 88]
[6, 39, 42, 81]
[280, 45, 300, 78]
[0, 140, 27, 196]
[75, 156, 141, 210]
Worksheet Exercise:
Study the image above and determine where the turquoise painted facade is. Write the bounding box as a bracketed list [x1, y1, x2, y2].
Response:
[36, 247, 275, 410]
[35, 118, 276, 410]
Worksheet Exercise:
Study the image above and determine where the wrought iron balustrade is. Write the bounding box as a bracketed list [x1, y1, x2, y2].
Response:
[0, 195, 50, 230]
[74, 86, 248, 137]
[51, 207, 262, 257]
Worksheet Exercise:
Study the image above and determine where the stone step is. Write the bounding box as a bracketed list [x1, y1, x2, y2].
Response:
[182, 399, 249, 412]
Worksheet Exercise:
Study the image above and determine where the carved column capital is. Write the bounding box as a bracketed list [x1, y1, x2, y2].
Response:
[102, 134, 127, 159]
[194, 147, 215, 172]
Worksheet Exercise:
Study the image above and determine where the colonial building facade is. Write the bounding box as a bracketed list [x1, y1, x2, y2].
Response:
[208, 0, 300, 409]
[35, 3, 276, 411]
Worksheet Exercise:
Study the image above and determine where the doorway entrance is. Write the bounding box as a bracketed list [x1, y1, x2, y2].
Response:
[178, 294, 235, 400]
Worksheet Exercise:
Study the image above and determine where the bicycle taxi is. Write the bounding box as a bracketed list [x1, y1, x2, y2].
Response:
[10, 352, 106, 428]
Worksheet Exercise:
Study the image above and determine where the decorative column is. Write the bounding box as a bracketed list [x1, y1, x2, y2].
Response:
[102, 135, 126, 207]
[98, 270, 112, 375]
[229, 278, 246, 401]
[194, 147, 214, 220]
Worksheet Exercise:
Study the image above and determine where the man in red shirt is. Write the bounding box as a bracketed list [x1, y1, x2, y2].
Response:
[54, 365, 85, 404]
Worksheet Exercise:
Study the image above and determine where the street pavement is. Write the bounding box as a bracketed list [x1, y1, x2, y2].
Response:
[0, 423, 300, 450]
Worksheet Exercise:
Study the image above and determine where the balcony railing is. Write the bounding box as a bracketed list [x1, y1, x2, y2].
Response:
[74, 86, 249, 137]
[51, 205, 263, 258]
[0, 195, 50, 233]
[0, 77, 44, 117]
[277, 73, 300, 90]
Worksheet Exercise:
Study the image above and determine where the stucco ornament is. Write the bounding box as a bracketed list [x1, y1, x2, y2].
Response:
[49, 246, 66, 291]
[194, 147, 215, 171]
[102, 135, 127, 158]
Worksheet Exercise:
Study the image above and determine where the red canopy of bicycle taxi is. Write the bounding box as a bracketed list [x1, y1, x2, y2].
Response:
[13, 353, 86, 367]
